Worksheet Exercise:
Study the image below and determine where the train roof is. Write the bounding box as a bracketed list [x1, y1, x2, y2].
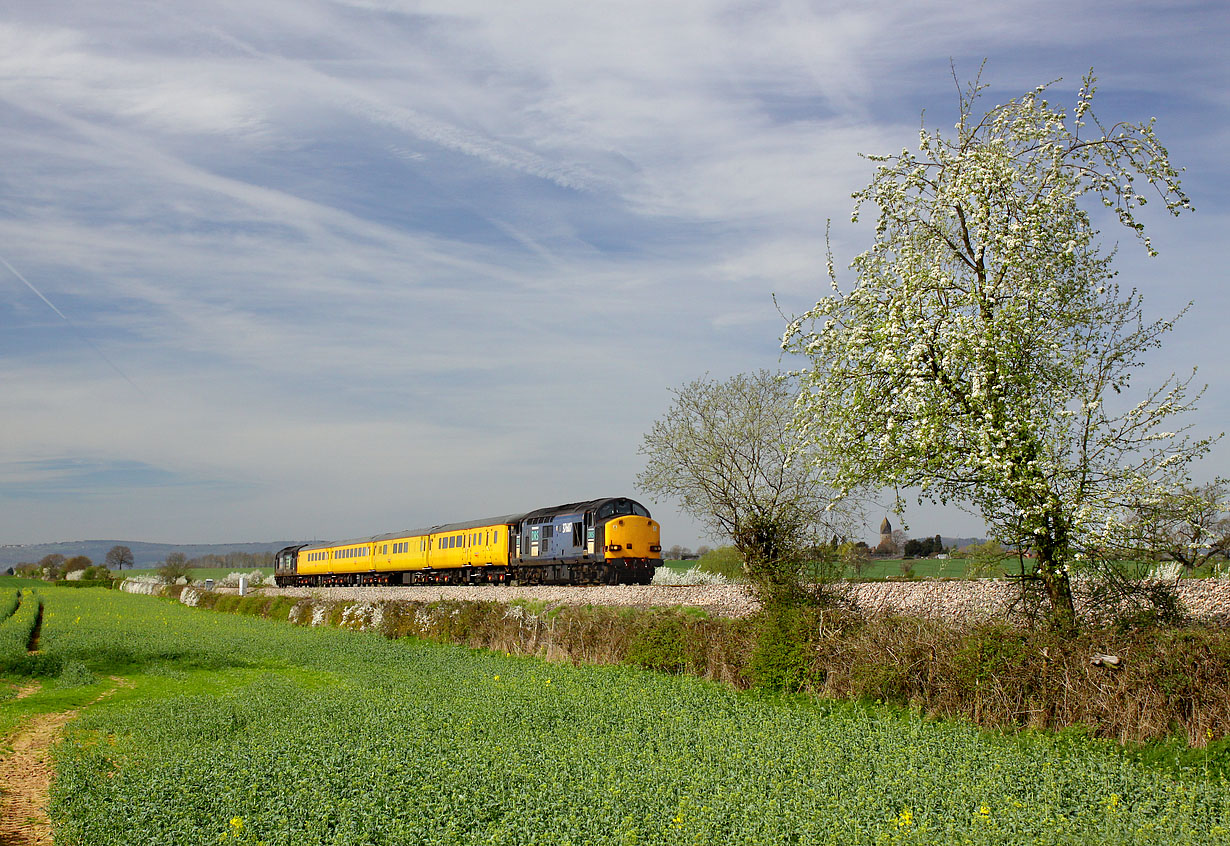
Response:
[298, 512, 527, 552]
[521, 497, 649, 521]
[294, 497, 651, 552]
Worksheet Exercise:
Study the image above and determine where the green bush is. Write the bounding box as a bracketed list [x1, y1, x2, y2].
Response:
[748, 603, 820, 692]
[52, 660, 98, 688]
[626, 616, 689, 673]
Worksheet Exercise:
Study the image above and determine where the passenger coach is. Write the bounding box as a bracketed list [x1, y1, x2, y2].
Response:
[273, 497, 662, 587]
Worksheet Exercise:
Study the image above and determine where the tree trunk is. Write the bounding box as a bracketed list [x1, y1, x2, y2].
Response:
[1036, 548, 1076, 633]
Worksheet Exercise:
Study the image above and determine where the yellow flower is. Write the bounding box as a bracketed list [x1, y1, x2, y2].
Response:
[976, 804, 991, 819]
[230, 817, 243, 830]
[895, 809, 913, 828]
[493, 675, 500, 681]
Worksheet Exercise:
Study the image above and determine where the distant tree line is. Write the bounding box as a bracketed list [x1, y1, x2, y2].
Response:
[10, 548, 120, 581]
[7, 545, 274, 582]
[902, 535, 945, 559]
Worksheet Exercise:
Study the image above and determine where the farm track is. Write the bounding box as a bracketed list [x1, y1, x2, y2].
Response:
[257, 582, 762, 618]
[0, 678, 131, 846]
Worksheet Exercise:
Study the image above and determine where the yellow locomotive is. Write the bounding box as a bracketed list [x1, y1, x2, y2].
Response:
[273, 497, 662, 587]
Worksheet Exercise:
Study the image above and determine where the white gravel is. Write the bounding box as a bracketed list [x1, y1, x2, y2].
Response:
[254, 583, 761, 618]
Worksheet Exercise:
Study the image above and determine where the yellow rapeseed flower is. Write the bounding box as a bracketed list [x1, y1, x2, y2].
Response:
[895, 809, 913, 828]
[230, 817, 243, 830]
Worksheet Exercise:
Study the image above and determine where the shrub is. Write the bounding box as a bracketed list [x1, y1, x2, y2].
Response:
[626, 616, 690, 673]
[748, 603, 820, 692]
[218, 570, 269, 588]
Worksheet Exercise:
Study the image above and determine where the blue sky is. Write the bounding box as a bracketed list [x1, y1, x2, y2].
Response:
[1, 1, 1227, 548]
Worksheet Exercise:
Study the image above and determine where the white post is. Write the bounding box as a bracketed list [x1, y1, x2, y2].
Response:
[239, 575, 248, 597]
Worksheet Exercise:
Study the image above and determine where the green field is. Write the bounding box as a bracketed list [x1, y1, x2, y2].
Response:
[0, 585, 1225, 844]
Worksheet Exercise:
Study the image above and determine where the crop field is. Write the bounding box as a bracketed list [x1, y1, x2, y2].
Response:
[0, 586, 1227, 845]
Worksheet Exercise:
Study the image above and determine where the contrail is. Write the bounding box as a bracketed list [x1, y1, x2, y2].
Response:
[0, 253, 144, 394]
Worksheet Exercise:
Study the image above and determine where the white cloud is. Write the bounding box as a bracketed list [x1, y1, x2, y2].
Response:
[0, 0, 1226, 547]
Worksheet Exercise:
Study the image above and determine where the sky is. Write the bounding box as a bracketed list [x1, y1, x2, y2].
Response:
[1, 1, 1227, 550]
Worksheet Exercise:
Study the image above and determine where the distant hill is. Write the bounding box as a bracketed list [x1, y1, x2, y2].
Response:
[0, 540, 298, 570]
[944, 537, 987, 550]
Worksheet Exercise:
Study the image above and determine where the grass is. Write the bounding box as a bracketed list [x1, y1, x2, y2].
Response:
[0, 587, 1225, 844]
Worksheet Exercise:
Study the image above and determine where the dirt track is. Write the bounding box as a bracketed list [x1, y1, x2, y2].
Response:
[0, 679, 130, 846]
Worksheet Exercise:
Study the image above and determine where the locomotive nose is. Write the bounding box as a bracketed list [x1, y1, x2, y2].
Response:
[604, 516, 662, 558]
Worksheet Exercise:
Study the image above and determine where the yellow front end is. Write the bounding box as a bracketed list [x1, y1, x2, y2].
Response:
[603, 515, 662, 561]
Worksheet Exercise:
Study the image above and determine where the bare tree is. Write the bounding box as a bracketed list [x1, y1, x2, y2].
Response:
[105, 545, 135, 571]
[63, 555, 92, 574]
[637, 370, 861, 602]
[157, 552, 192, 584]
[38, 553, 66, 580]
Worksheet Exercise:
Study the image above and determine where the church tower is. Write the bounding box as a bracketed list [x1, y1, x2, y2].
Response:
[876, 516, 894, 555]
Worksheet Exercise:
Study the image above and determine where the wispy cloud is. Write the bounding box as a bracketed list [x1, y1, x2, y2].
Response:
[1, 0, 1226, 545]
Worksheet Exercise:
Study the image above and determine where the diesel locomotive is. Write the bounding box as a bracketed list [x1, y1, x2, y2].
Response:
[273, 496, 662, 587]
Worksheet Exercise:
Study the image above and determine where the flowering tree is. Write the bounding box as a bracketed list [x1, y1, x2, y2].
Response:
[1122, 481, 1230, 572]
[782, 72, 1211, 629]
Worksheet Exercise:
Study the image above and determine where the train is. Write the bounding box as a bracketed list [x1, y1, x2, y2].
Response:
[273, 496, 663, 587]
